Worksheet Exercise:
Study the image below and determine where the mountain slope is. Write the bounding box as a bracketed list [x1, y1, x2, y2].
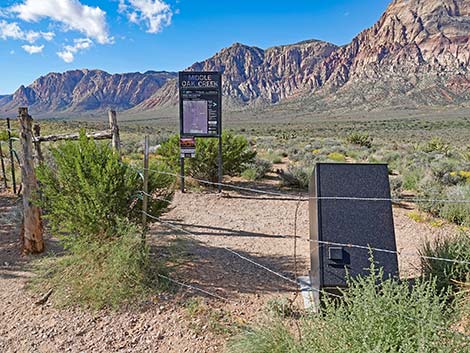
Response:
[315, 0, 470, 108]
[134, 40, 338, 110]
[0, 70, 176, 115]
[138, 0, 470, 112]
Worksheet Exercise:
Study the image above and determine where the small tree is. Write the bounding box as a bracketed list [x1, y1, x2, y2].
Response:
[158, 131, 256, 182]
[36, 131, 172, 247]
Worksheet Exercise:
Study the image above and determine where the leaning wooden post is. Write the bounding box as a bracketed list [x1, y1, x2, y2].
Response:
[141, 135, 150, 241]
[18, 107, 44, 254]
[108, 110, 121, 159]
[33, 123, 44, 163]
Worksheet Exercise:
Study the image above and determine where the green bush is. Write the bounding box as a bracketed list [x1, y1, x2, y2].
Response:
[30, 220, 163, 310]
[420, 232, 470, 294]
[229, 263, 462, 353]
[346, 131, 373, 148]
[36, 132, 172, 246]
[158, 131, 256, 182]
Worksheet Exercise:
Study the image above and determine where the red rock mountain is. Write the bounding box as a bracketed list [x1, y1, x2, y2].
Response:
[0, 70, 176, 115]
[138, 0, 470, 111]
[1, 0, 469, 115]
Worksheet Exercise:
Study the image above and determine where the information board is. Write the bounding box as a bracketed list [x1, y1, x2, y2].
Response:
[179, 72, 222, 137]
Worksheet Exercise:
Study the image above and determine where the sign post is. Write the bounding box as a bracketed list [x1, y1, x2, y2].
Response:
[179, 71, 222, 192]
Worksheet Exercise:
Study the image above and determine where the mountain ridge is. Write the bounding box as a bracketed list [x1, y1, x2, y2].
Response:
[1, 0, 470, 116]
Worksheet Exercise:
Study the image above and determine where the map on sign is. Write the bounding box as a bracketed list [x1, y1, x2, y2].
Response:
[179, 71, 222, 137]
[183, 100, 208, 134]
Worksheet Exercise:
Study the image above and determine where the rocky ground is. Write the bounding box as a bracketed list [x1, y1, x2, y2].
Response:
[0, 184, 459, 352]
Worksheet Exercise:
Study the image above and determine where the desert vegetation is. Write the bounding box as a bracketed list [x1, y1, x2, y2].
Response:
[1, 114, 470, 351]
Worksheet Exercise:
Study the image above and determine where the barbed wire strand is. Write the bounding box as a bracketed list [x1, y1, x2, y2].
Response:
[157, 273, 229, 302]
[309, 239, 470, 266]
[141, 167, 470, 204]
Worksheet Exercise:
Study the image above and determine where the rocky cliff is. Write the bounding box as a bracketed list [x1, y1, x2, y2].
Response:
[0, 70, 176, 115]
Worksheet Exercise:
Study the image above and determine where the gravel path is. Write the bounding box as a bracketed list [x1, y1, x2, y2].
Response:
[0, 188, 458, 352]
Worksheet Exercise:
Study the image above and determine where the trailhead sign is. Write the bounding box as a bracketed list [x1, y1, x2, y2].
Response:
[178, 71, 223, 192]
[179, 72, 222, 137]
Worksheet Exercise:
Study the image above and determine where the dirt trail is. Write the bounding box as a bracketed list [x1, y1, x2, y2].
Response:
[0, 189, 458, 353]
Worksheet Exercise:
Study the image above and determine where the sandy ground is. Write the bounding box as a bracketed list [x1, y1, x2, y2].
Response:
[0, 185, 459, 353]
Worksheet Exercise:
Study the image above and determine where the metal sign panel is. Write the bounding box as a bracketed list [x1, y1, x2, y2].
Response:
[309, 163, 398, 290]
[179, 71, 222, 137]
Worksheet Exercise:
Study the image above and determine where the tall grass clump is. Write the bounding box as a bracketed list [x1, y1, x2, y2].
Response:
[229, 263, 463, 353]
[31, 220, 162, 310]
[33, 132, 173, 309]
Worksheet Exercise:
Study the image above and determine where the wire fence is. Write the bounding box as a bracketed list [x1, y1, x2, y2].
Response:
[142, 167, 470, 204]
[136, 166, 470, 268]
[142, 209, 470, 342]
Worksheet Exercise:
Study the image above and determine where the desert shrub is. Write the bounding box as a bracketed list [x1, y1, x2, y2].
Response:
[36, 132, 172, 246]
[262, 150, 283, 164]
[326, 152, 346, 162]
[419, 137, 451, 155]
[389, 176, 403, 198]
[242, 158, 272, 181]
[420, 232, 470, 294]
[346, 131, 373, 148]
[278, 164, 312, 189]
[158, 131, 256, 182]
[30, 220, 162, 310]
[439, 185, 470, 226]
[402, 167, 425, 191]
[229, 264, 462, 353]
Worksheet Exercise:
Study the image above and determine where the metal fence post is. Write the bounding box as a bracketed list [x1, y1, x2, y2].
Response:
[142, 135, 149, 240]
[7, 118, 16, 194]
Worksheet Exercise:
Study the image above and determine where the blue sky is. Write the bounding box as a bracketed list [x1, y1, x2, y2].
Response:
[0, 0, 391, 94]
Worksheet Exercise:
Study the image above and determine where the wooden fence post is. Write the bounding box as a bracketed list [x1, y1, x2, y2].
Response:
[108, 110, 121, 159]
[33, 123, 44, 163]
[18, 107, 44, 254]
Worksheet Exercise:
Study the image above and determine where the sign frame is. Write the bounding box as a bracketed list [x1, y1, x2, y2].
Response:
[179, 71, 222, 138]
[178, 71, 223, 193]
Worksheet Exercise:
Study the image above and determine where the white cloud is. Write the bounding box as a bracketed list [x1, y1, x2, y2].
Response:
[22, 44, 44, 54]
[10, 0, 111, 44]
[57, 37, 92, 63]
[119, 0, 173, 34]
[0, 20, 23, 40]
[0, 20, 54, 43]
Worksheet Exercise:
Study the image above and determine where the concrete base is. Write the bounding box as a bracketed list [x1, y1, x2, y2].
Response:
[297, 276, 320, 312]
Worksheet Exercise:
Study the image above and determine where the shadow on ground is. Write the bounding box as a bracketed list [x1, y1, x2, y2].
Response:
[150, 232, 305, 302]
